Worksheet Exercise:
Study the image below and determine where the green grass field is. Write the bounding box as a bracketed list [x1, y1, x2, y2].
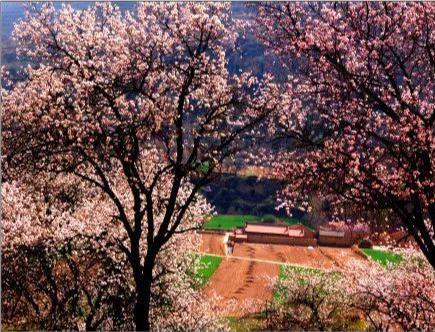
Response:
[361, 248, 403, 267]
[197, 254, 222, 286]
[204, 214, 258, 229]
[204, 214, 312, 230]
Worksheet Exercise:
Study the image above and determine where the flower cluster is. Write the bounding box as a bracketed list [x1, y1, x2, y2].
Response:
[253, 2, 435, 269]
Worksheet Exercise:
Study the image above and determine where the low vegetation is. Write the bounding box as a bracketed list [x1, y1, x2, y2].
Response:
[204, 214, 309, 230]
[196, 254, 222, 286]
[279, 264, 321, 280]
[361, 248, 403, 267]
[226, 315, 265, 331]
[204, 215, 259, 229]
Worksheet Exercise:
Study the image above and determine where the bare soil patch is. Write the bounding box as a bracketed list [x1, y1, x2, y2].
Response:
[200, 234, 369, 269]
[318, 247, 369, 269]
[199, 234, 371, 316]
[203, 257, 278, 316]
[200, 233, 226, 256]
[233, 242, 337, 269]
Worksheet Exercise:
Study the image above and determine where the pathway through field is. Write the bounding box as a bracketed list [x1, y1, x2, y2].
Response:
[199, 233, 371, 316]
[203, 250, 279, 316]
[199, 233, 369, 269]
[195, 252, 330, 268]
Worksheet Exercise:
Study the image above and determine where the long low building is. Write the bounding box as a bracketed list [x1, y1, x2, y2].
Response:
[232, 222, 317, 246]
[318, 228, 351, 247]
[317, 225, 368, 247]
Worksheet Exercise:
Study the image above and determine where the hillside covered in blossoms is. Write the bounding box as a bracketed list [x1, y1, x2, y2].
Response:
[2, 2, 435, 331]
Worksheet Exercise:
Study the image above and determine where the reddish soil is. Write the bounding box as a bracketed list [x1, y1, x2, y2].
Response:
[200, 233, 226, 256]
[234, 243, 323, 268]
[203, 257, 278, 316]
[200, 234, 369, 269]
[199, 234, 371, 316]
[318, 246, 369, 269]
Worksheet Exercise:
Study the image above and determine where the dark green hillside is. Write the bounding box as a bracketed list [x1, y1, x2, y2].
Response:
[196, 174, 305, 220]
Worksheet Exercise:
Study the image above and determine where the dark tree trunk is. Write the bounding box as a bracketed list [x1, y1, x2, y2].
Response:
[404, 208, 435, 270]
[134, 285, 148, 331]
[143, 274, 153, 331]
[134, 250, 155, 331]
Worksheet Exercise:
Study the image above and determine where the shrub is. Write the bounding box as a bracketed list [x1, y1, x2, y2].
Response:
[359, 239, 373, 249]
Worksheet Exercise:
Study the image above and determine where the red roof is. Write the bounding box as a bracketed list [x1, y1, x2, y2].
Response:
[244, 223, 305, 238]
[245, 224, 287, 234]
[287, 229, 304, 237]
[289, 223, 314, 235]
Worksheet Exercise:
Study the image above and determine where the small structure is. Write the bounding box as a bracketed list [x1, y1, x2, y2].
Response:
[317, 223, 368, 247]
[233, 228, 247, 243]
[226, 240, 234, 255]
[318, 227, 352, 247]
[233, 222, 317, 246]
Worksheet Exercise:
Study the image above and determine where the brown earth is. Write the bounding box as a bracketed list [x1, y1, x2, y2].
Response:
[318, 246, 369, 269]
[200, 233, 226, 256]
[233, 243, 332, 268]
[199, 234, 370, 316]
[232, 242, 368, 269]
[203, 257, 278, 316]
[199, 233, 369, 269]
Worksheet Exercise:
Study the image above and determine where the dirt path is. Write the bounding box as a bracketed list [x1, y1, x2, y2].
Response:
[199, 233, 370, 316]
[203, 255, 279, 317]
[200, 233, 226, 256]
[195, 252, 333, 268]
[199, 233, 369, 268]
[232, 242, 339, 269]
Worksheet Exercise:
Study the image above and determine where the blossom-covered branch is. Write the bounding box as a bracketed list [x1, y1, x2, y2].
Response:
[253, 2, 435, 269]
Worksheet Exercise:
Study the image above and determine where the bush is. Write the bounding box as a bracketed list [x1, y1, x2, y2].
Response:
[359, 239, 373, 249]
[261, 214, 276, 223]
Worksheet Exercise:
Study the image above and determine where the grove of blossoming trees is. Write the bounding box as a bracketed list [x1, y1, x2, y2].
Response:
[267, 268, 354, 331]
[346, 252, 435, 331]
[5, 1, 435, 330]
[1, 171, 225, 330]
[253, 2, 435, 269]
[2, 2, 279, 330]
[267, 253, 435, 331]
[2, 177, 133, 330]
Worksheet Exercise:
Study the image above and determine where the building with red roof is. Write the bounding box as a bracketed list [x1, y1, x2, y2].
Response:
[233, 222, 317, 246]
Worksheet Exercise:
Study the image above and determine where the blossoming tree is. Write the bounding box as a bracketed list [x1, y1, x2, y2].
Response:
[253, 2, 435, 269]
[267, 254, 435, 331]
[2, 172, 224, 331]
[345, 251, 435, 331]
[1, 177, 130, 330]
[267, 268, 353, 331]
[2, 3, 278, 329]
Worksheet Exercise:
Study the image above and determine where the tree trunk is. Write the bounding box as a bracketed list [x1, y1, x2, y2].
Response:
[404, 211, 435, 271]
[134, 286, 148, 331]
[134, 254, 155, 331]
[418, 237, 435, 270]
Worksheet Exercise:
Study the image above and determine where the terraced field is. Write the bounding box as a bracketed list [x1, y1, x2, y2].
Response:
[199, 233, 371, 316]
